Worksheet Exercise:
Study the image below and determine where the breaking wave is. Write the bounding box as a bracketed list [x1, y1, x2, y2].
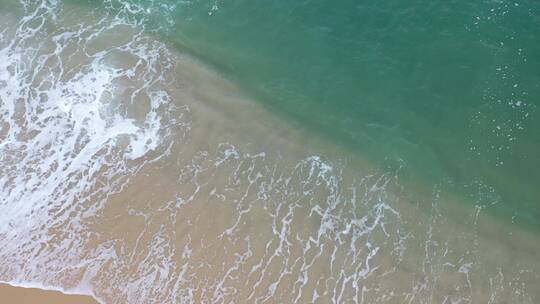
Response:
[0, 1, 538, 303]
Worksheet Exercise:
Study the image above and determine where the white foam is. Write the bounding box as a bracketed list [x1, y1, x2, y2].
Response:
[0, 0, 176, 295]
[0, 280, 103, 303]
[0, 1, 538, 303]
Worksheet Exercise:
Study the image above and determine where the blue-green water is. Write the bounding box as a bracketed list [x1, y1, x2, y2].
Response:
[2, 1, 540, 302]
[111, 0, 540, 228]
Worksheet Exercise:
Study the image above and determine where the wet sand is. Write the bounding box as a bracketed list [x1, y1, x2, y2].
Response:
[0, 2, 539, 303]
[0, 283, 98, 304]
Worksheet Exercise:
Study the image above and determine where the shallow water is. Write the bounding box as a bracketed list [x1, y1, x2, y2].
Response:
[152, 0, 540, 228]
[0, 1, 539, 303]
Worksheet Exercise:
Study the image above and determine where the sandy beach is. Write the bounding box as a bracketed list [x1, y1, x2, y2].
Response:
[0, 1, 539, 303]
[0, 283, 98, 304]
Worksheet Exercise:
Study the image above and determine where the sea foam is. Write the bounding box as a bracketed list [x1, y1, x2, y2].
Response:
[0, 1, 539, 304]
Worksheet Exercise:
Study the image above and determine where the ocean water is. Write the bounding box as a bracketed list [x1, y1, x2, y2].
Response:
[157, 0, 540, 228]
[0, 0, 539, 303]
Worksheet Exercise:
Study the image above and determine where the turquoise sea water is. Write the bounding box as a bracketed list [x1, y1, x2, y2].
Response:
[104, 0, 540, 228]
[2, 0, 540, 302]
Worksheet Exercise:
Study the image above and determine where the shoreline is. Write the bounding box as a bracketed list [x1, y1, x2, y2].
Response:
[167, 36, 540, 234]
[0, 1, 538, 302]
[170, 42, 540, 238]
[0, 282, 99, 304]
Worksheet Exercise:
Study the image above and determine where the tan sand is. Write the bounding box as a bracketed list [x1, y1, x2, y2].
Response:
[0, 283, 98, 304]
[1, 2, 539, 303]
